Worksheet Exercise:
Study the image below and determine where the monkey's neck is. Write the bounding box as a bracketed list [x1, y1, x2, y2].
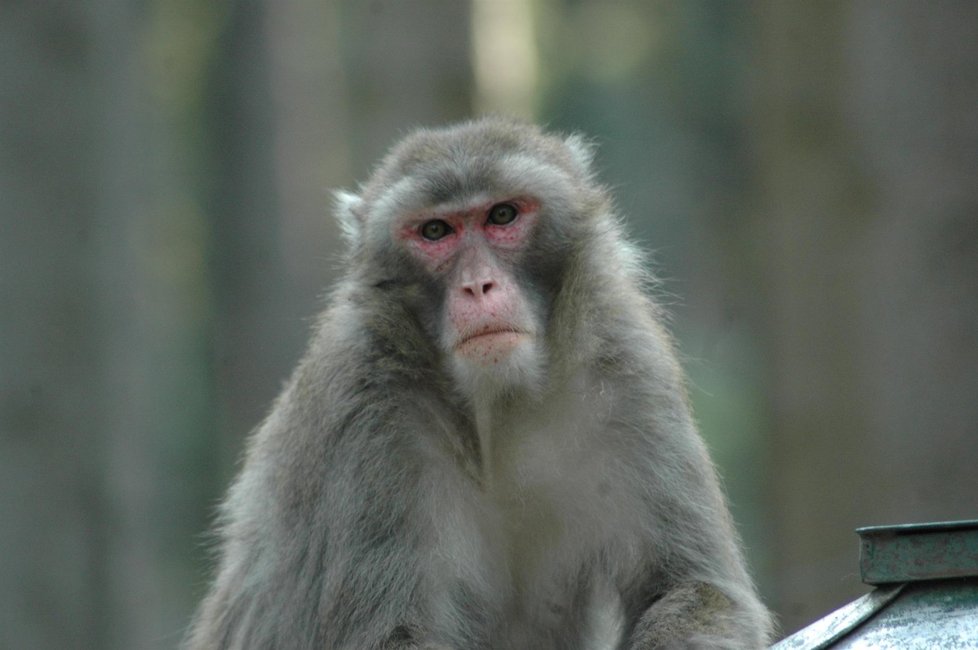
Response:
[473, 398, 493, 489]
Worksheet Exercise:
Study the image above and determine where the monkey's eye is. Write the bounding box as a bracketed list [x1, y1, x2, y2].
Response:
[487, 203, 518, 226]
[420, 219, 452, 241]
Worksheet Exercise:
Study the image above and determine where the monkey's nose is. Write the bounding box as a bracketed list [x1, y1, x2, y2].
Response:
[462, 280, 496, 298]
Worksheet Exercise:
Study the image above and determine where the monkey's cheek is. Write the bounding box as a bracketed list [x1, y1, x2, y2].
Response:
[454, 332, 528, 365]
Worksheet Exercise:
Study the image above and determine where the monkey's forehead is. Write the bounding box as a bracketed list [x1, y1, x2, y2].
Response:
[360, 118, 586, 203]
[363, 155, 586, 232]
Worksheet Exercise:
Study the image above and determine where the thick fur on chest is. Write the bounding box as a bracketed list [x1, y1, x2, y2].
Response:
[429, 372, 635, 647]
[490, 385, 623, 578]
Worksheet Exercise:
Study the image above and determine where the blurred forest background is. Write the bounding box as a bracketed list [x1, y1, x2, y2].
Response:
[2, 1, 977, 648]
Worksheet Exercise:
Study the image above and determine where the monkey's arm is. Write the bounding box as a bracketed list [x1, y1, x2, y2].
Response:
[186, 351, 477, 649]
[617, 438, 772, 650]
[619, 469, 773, 650]
[596, 320, 772, 649]
[626, 581, 767, 650]
[597, 365, 770, 648]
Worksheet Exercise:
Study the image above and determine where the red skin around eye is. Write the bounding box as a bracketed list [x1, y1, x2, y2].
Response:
[396, 199, 539, 273]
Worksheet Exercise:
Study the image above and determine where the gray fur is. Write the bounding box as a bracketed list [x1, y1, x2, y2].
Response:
[186, 118, 773, 649]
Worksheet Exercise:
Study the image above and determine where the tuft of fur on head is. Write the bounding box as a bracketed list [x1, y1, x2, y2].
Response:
[562, 132, 597, 175]
[333, 190, 364, 248]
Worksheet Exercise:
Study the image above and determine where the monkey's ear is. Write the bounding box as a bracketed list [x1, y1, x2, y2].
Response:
[333, 190, 365, 247]
[563, 134, 596, 173]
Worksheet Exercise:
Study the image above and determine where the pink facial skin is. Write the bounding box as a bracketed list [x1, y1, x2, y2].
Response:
[396, 199, 540, 366]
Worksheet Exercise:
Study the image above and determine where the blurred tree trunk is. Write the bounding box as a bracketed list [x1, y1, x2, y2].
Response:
[340, 0, 474, 175]
[750, 1, 978, 635]
[0, 6, 109, 647]
[1, 1, 219, 648]
[203, 0, 316, 481]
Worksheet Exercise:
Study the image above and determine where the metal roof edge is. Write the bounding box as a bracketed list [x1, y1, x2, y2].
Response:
[770, 584, 904, 650]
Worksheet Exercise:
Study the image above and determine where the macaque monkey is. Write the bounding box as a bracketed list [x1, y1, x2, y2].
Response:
[187, 118, 773, 649]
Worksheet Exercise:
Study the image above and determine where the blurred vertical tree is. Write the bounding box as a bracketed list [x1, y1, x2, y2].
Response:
[339, 0, 474, 175]
[1, 5, 110, 647]
[1, 1, 221, 648]
[750, 0, 978, 635]
[203, 0, 309, 488]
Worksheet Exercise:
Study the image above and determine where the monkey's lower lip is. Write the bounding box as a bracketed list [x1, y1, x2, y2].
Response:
[455, 329, 527, 357]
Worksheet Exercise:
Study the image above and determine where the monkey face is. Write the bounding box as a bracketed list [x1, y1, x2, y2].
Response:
[394, 196, 548, 396]
[334, 119, 604, 398]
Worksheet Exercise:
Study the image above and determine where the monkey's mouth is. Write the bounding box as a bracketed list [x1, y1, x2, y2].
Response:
[455, 328, 529, 360]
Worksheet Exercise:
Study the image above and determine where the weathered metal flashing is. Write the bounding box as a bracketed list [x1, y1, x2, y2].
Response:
[831, 579, 978, 649]
[770, 584, 904, 649]
[772, 520, 978, 649]
[857, 519, 978, 585]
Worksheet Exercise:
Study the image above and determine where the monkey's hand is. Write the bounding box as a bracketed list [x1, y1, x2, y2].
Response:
[626, 582, 759, 649]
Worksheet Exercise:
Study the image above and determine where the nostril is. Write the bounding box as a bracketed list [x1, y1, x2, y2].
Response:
[461, 280, 495, 297]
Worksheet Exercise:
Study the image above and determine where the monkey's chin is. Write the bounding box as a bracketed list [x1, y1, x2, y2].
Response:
[450, 334, 545, 399]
